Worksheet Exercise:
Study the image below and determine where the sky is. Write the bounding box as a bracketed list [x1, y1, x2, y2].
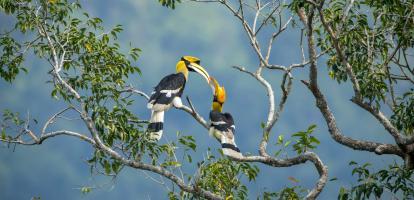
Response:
[0, 0, 403, 199]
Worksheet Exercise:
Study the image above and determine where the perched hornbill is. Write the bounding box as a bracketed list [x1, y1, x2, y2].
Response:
[209, 77, 242, 158]
[147, 56, 210, 141]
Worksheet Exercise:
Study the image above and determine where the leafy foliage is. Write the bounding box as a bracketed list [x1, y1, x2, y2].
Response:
[391, 90, 414, 135]
[0, 0, 146, 176]
[185, 150, 259, 200]
[292, 124, 320, 154]
[157, 0, 181, 9]
[310, 0, 414, 109]
[258, 186, 306, 200]
[1, 109, 25, 141]
[0, 36, 26, 82]
[273, 134, 292, 158]
[339, 161, 414, 200]
[272, 125, 320, 158]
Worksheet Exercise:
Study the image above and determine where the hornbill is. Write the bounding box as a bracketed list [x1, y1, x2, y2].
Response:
[147, 56, 210, 141]
[209, 77, 242, 158]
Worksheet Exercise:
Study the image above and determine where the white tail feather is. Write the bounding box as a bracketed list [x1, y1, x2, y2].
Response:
[150, 110, 164, 123]
[223, 148, 243, 158]
[148, 111, 165, 141]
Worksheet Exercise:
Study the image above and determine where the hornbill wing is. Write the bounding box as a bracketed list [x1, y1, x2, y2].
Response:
[209, 111, 223, 142]
[209, 111, 227, 133]
[221, 112, 236, 144]
[148, 73, 186, 111]
[209, 111, 235, 134]
[209, 111, 239, 146]
[223, 112, 235, 134]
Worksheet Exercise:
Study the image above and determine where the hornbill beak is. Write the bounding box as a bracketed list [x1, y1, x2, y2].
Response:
[209, 77, 218, 94]
[209, 77, 226, 104]
[187, 62, 210, 84]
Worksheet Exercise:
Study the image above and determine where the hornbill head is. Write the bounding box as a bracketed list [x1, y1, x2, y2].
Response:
[209, 77, 226, 112]
[177, 56, 210, 83]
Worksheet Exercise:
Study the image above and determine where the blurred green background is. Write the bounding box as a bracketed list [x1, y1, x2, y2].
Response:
[0, 0, 398, 199]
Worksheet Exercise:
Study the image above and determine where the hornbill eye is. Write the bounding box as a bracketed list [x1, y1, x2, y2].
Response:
[181, 56, 200, 71]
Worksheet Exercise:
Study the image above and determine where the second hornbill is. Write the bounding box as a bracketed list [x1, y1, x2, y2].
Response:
[147, 56, 210, 141]
[209, 77, 242, 158]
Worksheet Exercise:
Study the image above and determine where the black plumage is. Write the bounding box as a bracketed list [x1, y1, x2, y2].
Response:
[147, 122, 163, 132]
[148, 73, 186, 108]
[221, 143, 240, 153]
[209, 110, 235, 133]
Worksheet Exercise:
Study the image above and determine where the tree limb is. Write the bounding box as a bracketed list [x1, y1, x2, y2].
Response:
[1, 130, 95, 146]
[298, 5, 405, 157]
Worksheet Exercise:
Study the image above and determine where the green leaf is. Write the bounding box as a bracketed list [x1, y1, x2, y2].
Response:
[111, 162, 120, 173]
[349, 161, 358, 165]
[80, 186, 92, 194]
[104, 160, 111, 174]
[292, 131, 306, 137]
[329, 177, 338, 181]
[186, 155, 192, 163]
[284, 140, 292, 147]
[274, 149, 282, 157]
[51, 89, 58, 99]
[277, 135, 284, 144]
[307, 124, 317, 133]
[310, 136, 320, 144]
[161, 161, 181, 168]
[1, 128, 6, 140]
[260, 122, 266, 129]
[20, 67, 28, 74]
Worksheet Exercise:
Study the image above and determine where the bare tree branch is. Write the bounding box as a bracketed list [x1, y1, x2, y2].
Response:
[1, 130, 95, 146]
[229, 151, 327, 199]
[351, 98, 414, 146]
[265, 16, 293, 64]
[255, 2, 279, 36]
[121, 86, 150, 100]
[302, 80, 404, 157]
[176, 96, 210, 129]
[42, 106, 76, 135]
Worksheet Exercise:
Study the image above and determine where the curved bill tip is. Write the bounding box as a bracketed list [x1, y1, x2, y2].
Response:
[209, 77, 218, 94]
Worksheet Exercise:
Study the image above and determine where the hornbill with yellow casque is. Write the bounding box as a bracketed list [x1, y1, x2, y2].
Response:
[209, 77, 242, 158]
[147, 56, 210, 141]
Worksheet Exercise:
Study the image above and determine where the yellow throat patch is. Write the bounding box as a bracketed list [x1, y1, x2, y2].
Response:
[176, 60, 188, 79]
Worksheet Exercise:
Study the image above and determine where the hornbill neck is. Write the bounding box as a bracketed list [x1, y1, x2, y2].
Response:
[212, 100, 223, 112]
[176, 61, 189, 80]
